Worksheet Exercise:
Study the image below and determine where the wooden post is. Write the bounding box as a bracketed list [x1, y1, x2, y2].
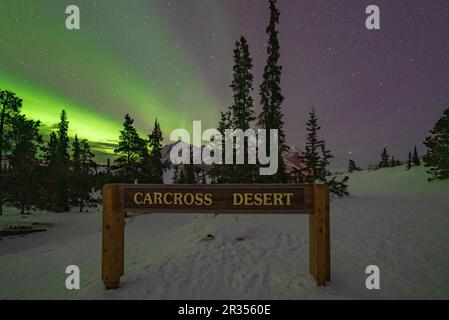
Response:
[309, 186, 317, 278]
[102, 184, 124, 290]
[101, 183, 329, 289]
[325, 186, 331, 282]
[309, 184, 330, 286]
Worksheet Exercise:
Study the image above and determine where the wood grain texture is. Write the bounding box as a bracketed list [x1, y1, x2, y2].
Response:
[122, 184, 308, 214]
[102, 184, 124, 290]
[310, 184, 330, 286]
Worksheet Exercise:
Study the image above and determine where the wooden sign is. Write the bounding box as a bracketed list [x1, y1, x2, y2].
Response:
[123, 185, 307, 214]
[102, 184, 330, 290]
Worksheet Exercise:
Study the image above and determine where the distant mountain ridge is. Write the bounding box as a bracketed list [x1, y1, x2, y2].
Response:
[161, 141, 306, 174]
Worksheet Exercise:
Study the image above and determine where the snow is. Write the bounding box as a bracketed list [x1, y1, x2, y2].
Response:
[0, 166, 448, 299]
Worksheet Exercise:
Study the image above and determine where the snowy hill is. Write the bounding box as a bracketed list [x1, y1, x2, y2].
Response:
[0, 166, 448, 299]
[348, 165, 449, 197]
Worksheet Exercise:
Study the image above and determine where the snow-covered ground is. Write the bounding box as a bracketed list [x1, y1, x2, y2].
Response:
[0, 166, 448, 300]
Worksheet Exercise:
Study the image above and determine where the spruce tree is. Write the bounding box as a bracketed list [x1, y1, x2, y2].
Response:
[45, 132, 58, 165]
[183, 147, 197, 184]
[407, 151, 412, 170]
[106, 158, 111, 175]
[42, 132, 59, 211]
[6, 115, 42, 214]
[197, 168, 208, 184]
[71, 136, 95, 212]
[258, 0, 288, 183]
[303, 108, 322, 182]
[327, 176, 350, 197]
[148, 119, 165, 183]
[318, 143, 334, 180]
[348, 160, 355, 173]
[423, 107, 449, 181]
[230, 38, 255, 131]
[348, 159, 361, 173]
[230, 37, 256, 183]
[70, 135, 82, 209]
[0, 90, 23, 215]
[138, 139, 151, 183]
[412, 146, 421, 166]
[210, 111, 232, 184]
[379, 148, 389, 168]
[79, 139, 95, 212]
[54, 110, 71, 212]
[172, 164, 184, 184]
[302, 108, 349, 196]
[114, 114, 143, 182]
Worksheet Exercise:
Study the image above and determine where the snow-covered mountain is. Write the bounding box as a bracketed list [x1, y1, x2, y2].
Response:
[162, 141, 305, 172]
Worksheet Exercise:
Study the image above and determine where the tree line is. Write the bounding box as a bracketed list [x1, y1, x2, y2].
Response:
[0, 92, 94, 215]
[0, 95, 167, 215]
[348, 106, 449, 181]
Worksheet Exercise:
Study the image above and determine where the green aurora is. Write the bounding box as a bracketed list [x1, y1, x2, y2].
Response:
[0, 0, 224, 161]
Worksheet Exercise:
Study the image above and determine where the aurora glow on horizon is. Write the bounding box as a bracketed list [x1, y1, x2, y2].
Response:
[0, 0, 226, 158]
[1, 0, 449, 166]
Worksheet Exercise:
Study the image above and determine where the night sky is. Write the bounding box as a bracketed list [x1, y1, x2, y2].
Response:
[1, 0, 448, 167]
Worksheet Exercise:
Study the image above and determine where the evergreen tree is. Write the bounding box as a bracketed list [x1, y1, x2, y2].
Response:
[70, 135, 82, 209]
[0, 90, 23, 215]
[6, 115, 42, 214]
[348, 159, 361, 173]
[423, 107, 449, 181]
[230, 37, 257, 183]
[319, 143, 334, 179]
[54, 110, 71, 212]
[379, 148, 389, 168]
[138, 139, 152, 183]
[114, 114, 143, 182]
[138, 119, 164, 184]
[210, 111, 232, 184]
[302, 108, 349, 196]
[171, 142, 196, 184]
[407, 151, 412, 170]
[106, 158, 111, 175]
[148, 119, 165, 183]
[412, 146, 421, 166]
[230, 37, 256, 131]
[258, 0, 288, 183]
[172, 164, 184, 184]
[197, 168, 208, 184]
[183, 147, 197, 184]
[183, 165, 196, 184]
[104, 158, 113, 185]
[70, 136, 95, 212]
[303, 108, 322, 182]
[79, 139, 95, 212]
[172, 164, 197, 184]
[42, 132, 59, 211]
[45, 132, 58, 165]
[327, 176, 350, 197]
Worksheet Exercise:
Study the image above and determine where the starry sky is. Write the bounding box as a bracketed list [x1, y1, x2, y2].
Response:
[1, 0, 448, 167]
